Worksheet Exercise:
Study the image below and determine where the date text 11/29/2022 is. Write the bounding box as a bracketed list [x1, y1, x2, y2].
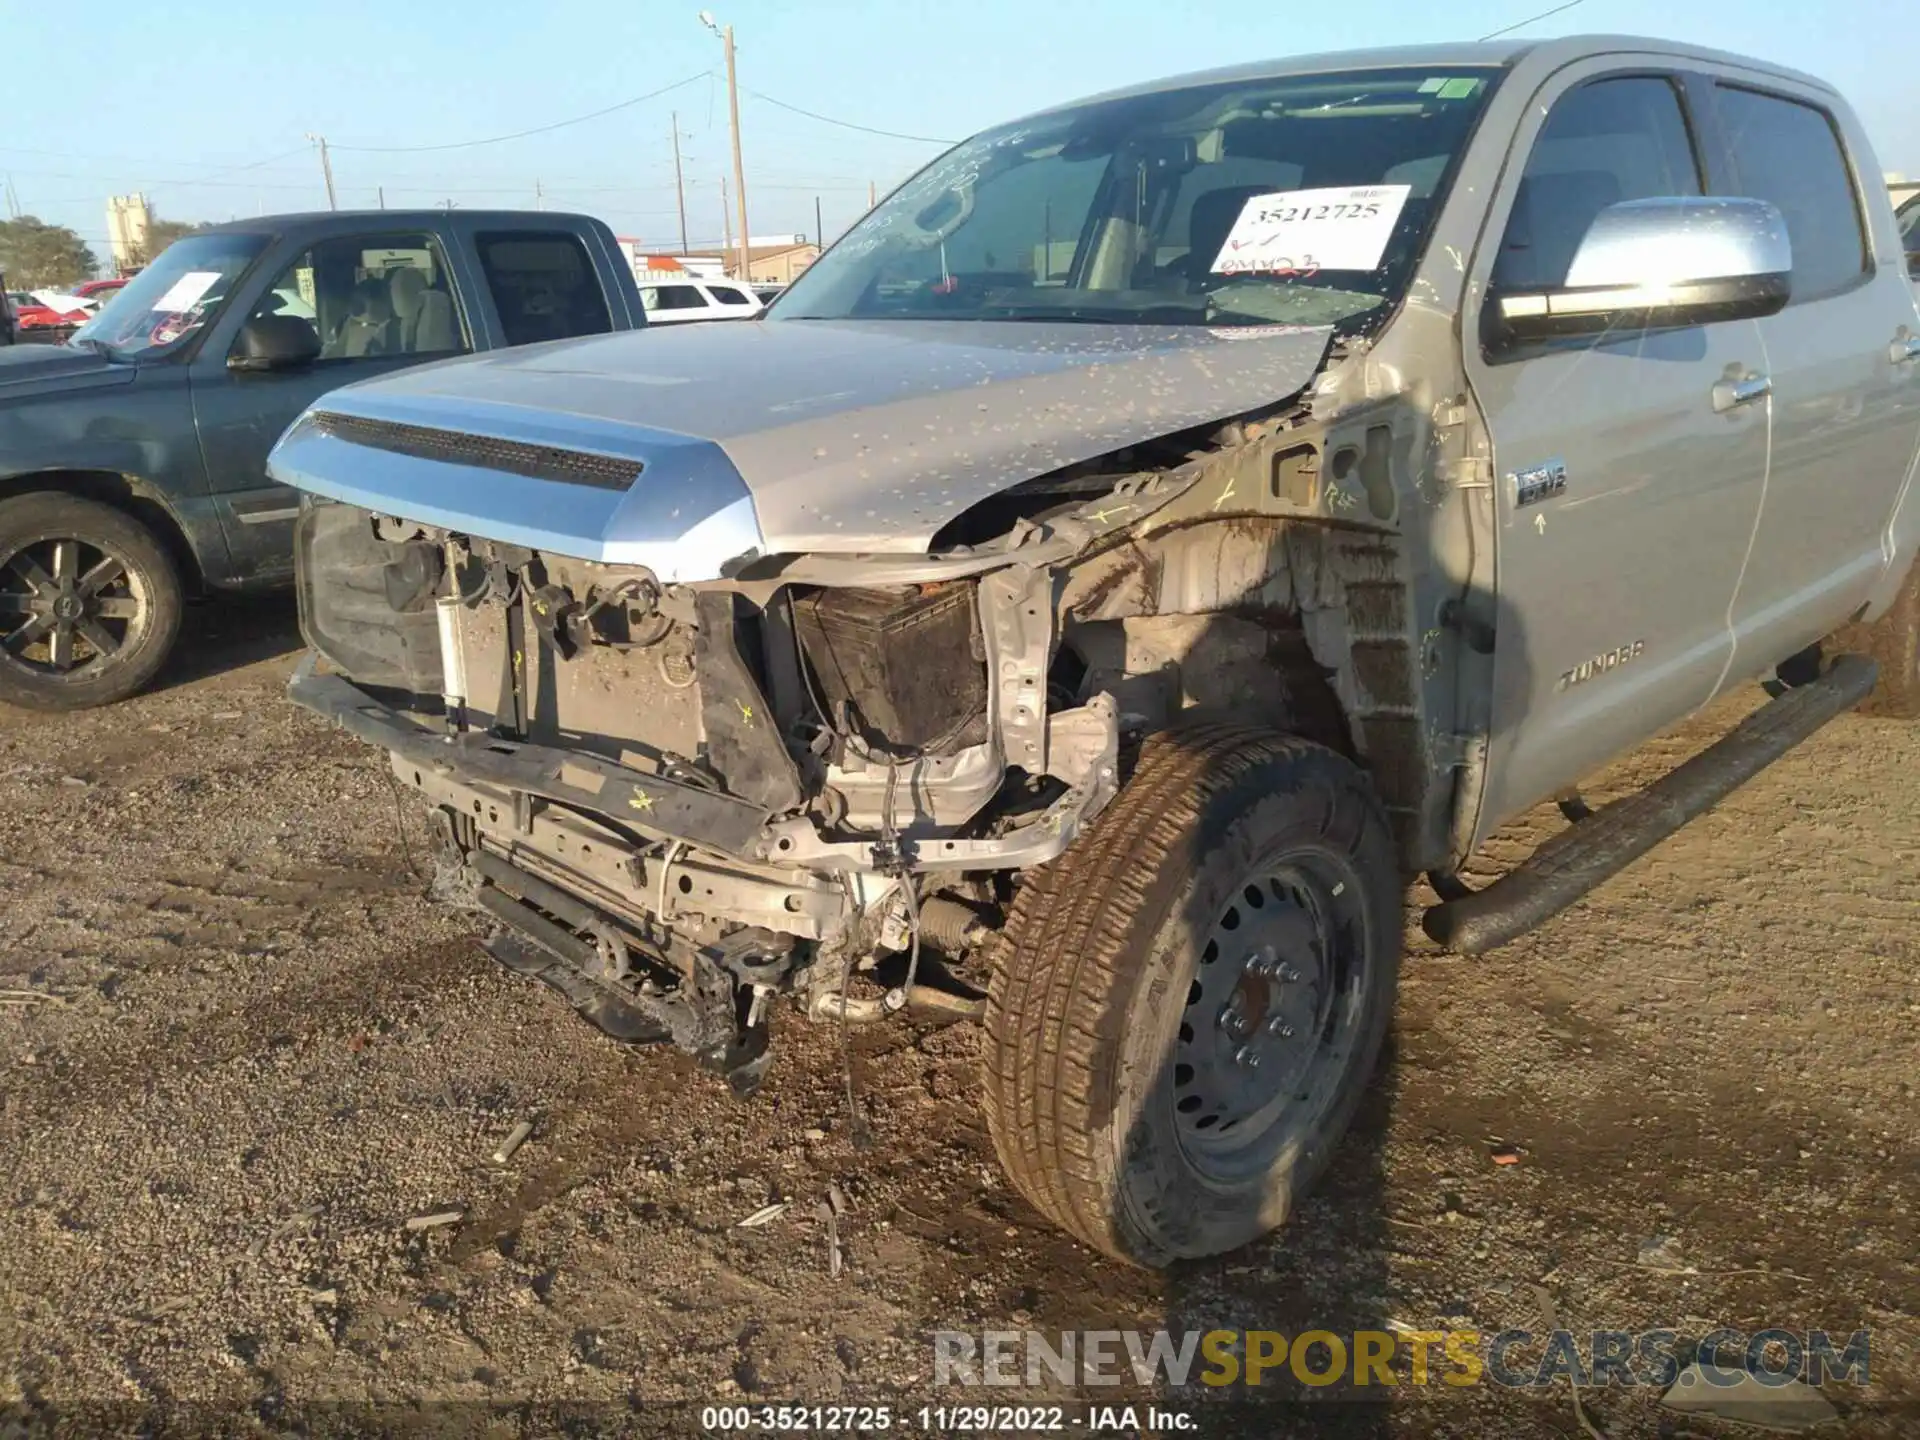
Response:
[699, 1403, 1197, 1432]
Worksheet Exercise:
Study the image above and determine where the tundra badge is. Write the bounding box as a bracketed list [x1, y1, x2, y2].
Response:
[1558, 640, 1646, 692]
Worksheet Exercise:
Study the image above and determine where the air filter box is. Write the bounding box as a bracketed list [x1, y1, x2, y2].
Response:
[794, 584, 987, 754]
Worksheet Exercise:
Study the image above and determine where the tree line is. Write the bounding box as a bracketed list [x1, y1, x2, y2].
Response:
[0, 216, 208, 288]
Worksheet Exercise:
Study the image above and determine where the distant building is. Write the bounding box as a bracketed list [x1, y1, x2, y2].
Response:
[616, 242, 729, 283]
[615, 235, 821, 286]
[684, 240, 820, 286]
[106, 194, 151, 276]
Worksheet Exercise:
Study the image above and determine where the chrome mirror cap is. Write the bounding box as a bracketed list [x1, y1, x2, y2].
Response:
[1497, 196, 1792, 343]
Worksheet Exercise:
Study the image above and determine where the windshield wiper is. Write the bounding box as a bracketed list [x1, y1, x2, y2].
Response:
[976, 305, 1205, 325]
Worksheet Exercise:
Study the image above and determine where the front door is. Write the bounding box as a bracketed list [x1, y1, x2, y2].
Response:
[189, 230, 470, 583]
[1704, 77, 1920, 674]
[1462, 66, 1771, 834]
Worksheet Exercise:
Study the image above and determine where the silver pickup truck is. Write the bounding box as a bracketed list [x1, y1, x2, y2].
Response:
[273, 35, 1920, 1267]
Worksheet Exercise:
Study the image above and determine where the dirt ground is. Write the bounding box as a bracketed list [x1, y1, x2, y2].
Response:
[2, 600, 1916, 1439]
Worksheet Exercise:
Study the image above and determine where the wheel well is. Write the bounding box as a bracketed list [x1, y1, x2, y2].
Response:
[0, 471, 205, 594]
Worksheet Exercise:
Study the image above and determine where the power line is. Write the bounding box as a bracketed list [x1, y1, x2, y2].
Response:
[1479, 0, 1586, 41]
[331, 72, 709, 154]
[739, 87, 955, 145]
[3, 166, 316, 191]
[151, 145, 314, 191]
[0, 142, 302, 169]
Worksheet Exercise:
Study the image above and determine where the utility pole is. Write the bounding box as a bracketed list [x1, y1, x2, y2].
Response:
[305, 133, 337, 211]
[535, 179, 543, 211]
[868, 180, 877, 210]
[377, 186, 385, 210]
[670, 111, 690, 255]
[700, 13, 751, 281]
[814, 195, 823, 250]
[720, 174, 732, 256]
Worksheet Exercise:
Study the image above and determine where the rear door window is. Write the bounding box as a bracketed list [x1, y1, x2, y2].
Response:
[1712, 85, 1868, 302]
[707, 285, 752, 305]
[475, 231, 613, 345]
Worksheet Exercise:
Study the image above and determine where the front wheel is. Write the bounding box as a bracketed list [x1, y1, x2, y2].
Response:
[0, 492, 185, 711]
[981, 726, 1402, 1267]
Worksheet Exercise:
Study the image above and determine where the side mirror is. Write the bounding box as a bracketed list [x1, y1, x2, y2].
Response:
[1497, 197, 1792, 342]
[229, 314, 322, 372]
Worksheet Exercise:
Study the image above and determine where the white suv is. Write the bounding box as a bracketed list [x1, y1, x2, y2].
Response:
[638, 279, 764, 325]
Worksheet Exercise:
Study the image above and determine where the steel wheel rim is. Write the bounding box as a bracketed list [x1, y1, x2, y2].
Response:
[0, 533, 151, 681]
[1171, 849, 1371, 1181]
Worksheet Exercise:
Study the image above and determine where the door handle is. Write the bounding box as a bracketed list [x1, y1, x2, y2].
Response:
[1891, 332, 1920, 365]
[1712, 371, 1772, 413]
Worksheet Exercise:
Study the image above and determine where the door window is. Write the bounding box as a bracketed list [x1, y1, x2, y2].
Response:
[237, 233, 468, 362]
[476, 231, 613, 345]
[1713, 86, 1869, 302]
[1899, 195, 1920, 276]
[641, 283, 708, 311]
[707, 285, 752, 305]
[1492, 75, 1703, 295]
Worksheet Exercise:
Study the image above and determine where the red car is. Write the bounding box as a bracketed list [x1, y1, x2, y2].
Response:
[72, 277, 129, 301]
[5, 292, 86, 332]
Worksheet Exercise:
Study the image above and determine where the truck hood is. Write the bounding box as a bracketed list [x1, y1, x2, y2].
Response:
[268, 319, 1333, 571]
[0, 341, 130, 400]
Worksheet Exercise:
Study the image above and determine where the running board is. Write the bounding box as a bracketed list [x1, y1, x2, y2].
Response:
[1424, 654, 1878, 955]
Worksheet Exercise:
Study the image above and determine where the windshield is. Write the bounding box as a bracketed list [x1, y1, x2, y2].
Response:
[776, 67, 1498, 332]
[73, 231, 268, 359]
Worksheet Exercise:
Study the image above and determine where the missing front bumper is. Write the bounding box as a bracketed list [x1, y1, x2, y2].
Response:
[288, 655, 1119, 884]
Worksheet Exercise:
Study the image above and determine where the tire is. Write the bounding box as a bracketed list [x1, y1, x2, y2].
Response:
[981, 725, 1402, 1267]
[0, 492, 185, 711]
[1829, 559, 1920, 719]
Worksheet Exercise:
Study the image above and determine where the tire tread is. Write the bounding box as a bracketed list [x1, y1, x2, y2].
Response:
[981, 725, 1360, 1263]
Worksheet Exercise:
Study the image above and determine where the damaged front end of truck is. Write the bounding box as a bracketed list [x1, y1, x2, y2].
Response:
[274, 310, 1450, 1091]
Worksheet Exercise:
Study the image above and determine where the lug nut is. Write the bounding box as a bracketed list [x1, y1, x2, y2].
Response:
[1234, 1044, 1260, 1069]
[1278, 964, 1300, 983]
[1267, 1017, 1294, 1039]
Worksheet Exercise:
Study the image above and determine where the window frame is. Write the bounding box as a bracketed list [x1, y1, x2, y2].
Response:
[1699, 78, 1874, 308]
[230, 229, 470, 367]
[472, 228, 614, 346]
[1479, 67, 1712, 365]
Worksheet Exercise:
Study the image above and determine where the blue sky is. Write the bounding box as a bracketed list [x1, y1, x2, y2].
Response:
[6, 0, 1918, 263]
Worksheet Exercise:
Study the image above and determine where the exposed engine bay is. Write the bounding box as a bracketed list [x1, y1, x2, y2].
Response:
[282, 322, 1459, 1094]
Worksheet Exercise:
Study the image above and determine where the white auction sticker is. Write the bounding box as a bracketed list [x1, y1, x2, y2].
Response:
[1210, 184, 1412, 276]
[151, 270, 223, 314]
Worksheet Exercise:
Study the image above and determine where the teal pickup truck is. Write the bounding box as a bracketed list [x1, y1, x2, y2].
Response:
[0, 209, 643, 710]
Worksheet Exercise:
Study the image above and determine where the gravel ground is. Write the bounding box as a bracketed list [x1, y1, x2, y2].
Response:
[1, 599, 1916, 1438]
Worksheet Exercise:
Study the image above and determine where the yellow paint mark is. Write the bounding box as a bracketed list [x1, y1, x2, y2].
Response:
[1087, 502, 1135, 525]
[735, 699, 754, 726]
[628, 790, 655, 812]
[513, 649, 523, 671]
[1211, 475, 1238, 512]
